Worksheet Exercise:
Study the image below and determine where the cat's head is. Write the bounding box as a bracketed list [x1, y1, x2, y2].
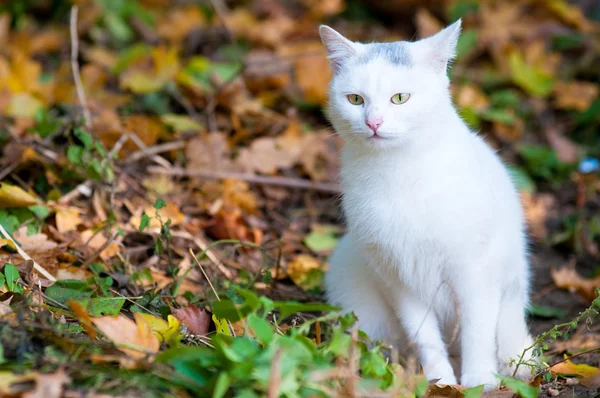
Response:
[320, 20, 461, 149]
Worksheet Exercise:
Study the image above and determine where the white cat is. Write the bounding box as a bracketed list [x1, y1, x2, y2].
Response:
[320, 20, 534, 390]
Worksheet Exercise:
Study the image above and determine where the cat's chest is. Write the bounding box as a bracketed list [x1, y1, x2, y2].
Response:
[342, 171, 432, 244]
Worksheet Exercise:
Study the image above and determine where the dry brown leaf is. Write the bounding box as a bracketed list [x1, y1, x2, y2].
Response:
[185, 132, 234, 173]
[79, 230, 121, 260]
[244, 50, 291, 93]
[91, 313, 159, 361]
[129, 202, 185, 229]
[205, 209, 263, 245]
[278, 42, 332, 105]
[13, 227, 57, 251]
[554, 81, 599, 111]
[455, 84, 490, 112]
[300, 0, 344, 18]
[172, 305, 211, 335]
[551, 267, 600, 301]
[415, 8, 444, 39]
[521, 192, 554, 240]
[22, 368, 70, 398]
[224, 9, 295, 48]
[236, 136, 296, 174]
[545, 126, 581, 164]
[222, 179, 258, 214]
[156, 5, 205, 43]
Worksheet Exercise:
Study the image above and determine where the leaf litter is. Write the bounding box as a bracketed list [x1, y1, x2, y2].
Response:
[0, 0, 599, 397]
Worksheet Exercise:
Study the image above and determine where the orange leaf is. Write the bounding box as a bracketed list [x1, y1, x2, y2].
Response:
[91, 314, 159, 361]
[68, 300, 97, 340]
[551, 267, 600, 302]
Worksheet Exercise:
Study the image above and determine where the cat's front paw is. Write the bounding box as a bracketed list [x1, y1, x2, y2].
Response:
[431, 375, 457, 386]
[461, 372, 498, 391]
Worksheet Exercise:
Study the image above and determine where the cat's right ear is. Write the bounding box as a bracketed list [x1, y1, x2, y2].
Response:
[319, 25, 361, 73]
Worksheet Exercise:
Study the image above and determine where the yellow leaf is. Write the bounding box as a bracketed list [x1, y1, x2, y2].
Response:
[120, 46, 180, 94]
[5, 93, 44, 118]
[0, 371, 36, 395]
[551, 359, 600, 387]
[134, 312, 181, 344]
[212, 314, 231, 336]
[0, 182, 37, 208]
[286, 255, 323, 289]
[55, 208, 82, 233]
[0, 238, 16, 250]
[160, 114, 203, 133]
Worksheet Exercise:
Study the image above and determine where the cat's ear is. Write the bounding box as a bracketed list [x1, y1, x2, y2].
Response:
[319, 25, 362, 73]
[413, 19, 461, 72]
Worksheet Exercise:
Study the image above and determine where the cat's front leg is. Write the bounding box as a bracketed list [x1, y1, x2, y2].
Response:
[396, 290, 457, 386]
[459, 280, 501, 391]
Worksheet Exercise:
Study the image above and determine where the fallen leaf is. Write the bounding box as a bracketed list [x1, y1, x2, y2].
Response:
[554, 81, 599, 111]
[508, 48, 555, 98]
[23, 369, 70, 398]
[0, 371, 36, 395]
[172, 305, 211, 335]
[278, 42, 332, 105]
[551, 359, 600, 388]
[68, 300, 97, 339]
[129, 202, 185, 229]
[545, 126, 580, 164]
[0, 182, 37, 208]
[156, 5, 205, 43]
[304, 224, 341, 253]
[286, 254, 324, 290]
[55, 207, 82, 233]
[120, 46, 180, 94]
[160, 114, 203, 133]
[520, 192, 555, 240]
[551, 267, 600, 301]
[13, 227, 57, 251]
[415, 8, 444, 39]
[134, 312, 182, 345]
[91, 313, 160, 361]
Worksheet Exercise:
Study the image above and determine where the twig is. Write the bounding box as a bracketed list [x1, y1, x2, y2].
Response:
[148, 166, 341, 193]
[189, 248, 220, 301]
[158, 229, 233, 279]
[125, 141, 185, 164]
[189, 248, 236, 337]
[81, 231, 119, 268]
[125, 132, 172, 169]
[70, 6, 92, 129]
[267, 349, 282, 398]
[58, 180, 93, 204]
[0, 224, 56, 281]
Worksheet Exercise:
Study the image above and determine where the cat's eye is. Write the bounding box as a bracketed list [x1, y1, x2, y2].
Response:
[391, 93, 410, 105]
[347, 94, 364, 105]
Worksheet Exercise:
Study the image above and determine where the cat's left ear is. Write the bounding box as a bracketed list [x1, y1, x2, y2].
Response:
[413, 19, 462, 73]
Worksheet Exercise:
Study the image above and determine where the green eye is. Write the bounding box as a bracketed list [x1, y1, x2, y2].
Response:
[391, 93, 410, 104]
[347, 94, 364, 105]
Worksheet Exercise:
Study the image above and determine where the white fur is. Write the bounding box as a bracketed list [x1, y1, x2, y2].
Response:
[321, 21, 534, 390]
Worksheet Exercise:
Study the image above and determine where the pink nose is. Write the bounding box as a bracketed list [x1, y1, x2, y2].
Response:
[366, 118, 383, 133]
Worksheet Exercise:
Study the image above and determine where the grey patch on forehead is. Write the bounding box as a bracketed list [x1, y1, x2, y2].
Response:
[357, 42, 411, 66]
